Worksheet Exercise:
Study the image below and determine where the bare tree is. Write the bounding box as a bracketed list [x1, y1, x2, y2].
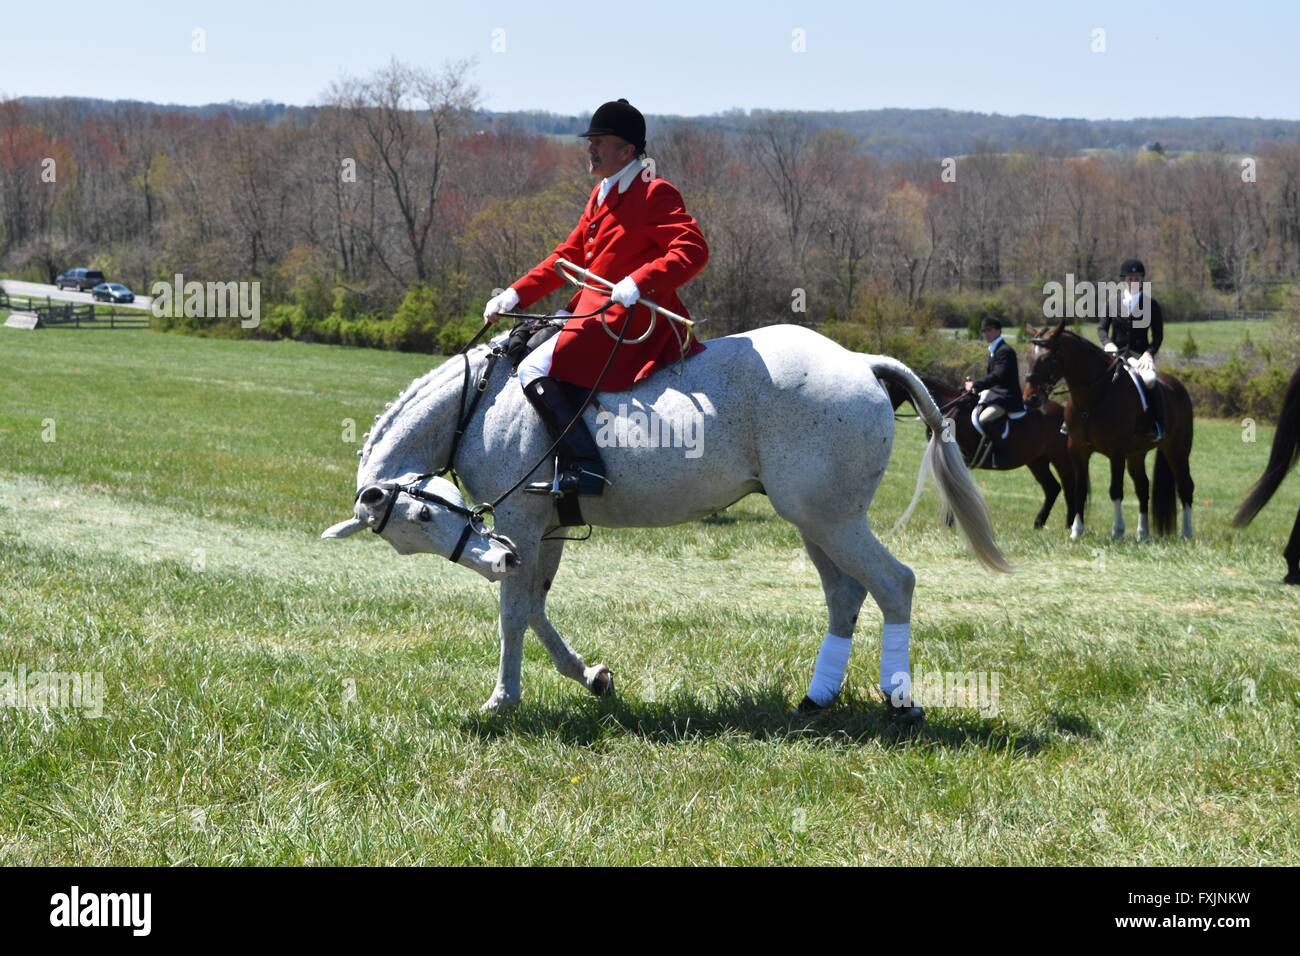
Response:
[329, 59, 478, 286]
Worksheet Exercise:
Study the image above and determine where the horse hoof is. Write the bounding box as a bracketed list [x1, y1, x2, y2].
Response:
[1284, 572, 1300, 586]
[585, 664, 614, 697]
[883, 700, 926, 724]
[479, 692, 518, 714]
[791, 694, 826, 717]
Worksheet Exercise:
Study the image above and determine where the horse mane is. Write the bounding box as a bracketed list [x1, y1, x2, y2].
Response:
[1051, 325, 1105, 357]
[358, 342, 494, 470]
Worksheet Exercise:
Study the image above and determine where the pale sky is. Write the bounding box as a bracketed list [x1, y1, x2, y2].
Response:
[4, 0, 1298, 120]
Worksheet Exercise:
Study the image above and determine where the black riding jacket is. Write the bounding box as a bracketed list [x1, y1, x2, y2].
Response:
[1098, 295, 1164, 356]
[972, 337, 1025, 413]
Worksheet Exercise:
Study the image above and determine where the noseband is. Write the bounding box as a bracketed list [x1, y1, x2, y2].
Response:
[356, 475, 517, 566]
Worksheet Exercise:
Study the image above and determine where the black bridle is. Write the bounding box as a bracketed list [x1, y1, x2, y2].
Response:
[1026, 337, 1129, 399]
[358, 297, 632, 560]
[356, 475, 513, 565]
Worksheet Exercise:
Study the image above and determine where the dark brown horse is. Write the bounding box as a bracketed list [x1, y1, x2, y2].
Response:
[888, 373, 1079, 530]
[1233, 363, 1300, 584]
[1024, 321, 1195, 541]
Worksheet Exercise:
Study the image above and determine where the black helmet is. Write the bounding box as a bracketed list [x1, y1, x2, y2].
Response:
[980, 315, 1003, 332]
[1119, 258, 1146, 278]
[579, 99, 646, 153]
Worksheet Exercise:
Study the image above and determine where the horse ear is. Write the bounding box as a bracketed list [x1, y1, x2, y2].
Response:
[1053, 318, 1068, 335]
[322, 517, 367, 539]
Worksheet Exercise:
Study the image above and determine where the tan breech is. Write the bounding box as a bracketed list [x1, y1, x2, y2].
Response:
[1124, 355, 1158, 388]
[977, 404, 1006, 428]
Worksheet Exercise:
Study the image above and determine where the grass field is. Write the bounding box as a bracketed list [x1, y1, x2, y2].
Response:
[1159, 320, 1280, 361]
[1, 327, 1297, 865]
[946, 318, 1281, 365]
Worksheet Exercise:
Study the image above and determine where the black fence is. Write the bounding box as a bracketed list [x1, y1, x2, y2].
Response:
[0, 290, 149, 328]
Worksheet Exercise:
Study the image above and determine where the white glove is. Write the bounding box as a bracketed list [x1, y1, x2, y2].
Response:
[1138, 351, 1155, 370]
[610, 276, 640, 308]
[483, 287, 519, 324]
[1103, 342, 1118, 354]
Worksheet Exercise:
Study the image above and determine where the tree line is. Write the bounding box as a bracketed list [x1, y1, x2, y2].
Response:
[3, 59, 1300, 350]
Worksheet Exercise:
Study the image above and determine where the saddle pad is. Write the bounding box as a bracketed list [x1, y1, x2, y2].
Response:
[970, 406, 1010, 441]
[1123, 365, 1150, 413]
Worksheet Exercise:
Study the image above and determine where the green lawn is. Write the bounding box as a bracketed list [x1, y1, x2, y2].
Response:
[0, 327, 1296, 865]
[945, 318, 1281, 366]
[1160, 319, 1280, 361]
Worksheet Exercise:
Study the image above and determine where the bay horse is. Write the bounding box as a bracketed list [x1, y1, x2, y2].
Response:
[1024, 321, 1196, 541]
[321, 324, 1008, 715]
[1233, 363, 1300, 584]
[887, 373, 1078, 530]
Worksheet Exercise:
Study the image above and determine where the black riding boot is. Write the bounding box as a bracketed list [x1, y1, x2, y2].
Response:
[521, 377, 609, 497]
[1146, 382, 1166, 441]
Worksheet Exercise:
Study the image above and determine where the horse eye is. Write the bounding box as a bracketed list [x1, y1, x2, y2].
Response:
[418, 505, 432, 522]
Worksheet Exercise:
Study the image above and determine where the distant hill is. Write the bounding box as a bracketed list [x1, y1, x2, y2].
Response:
[16, 96, 1300, 159]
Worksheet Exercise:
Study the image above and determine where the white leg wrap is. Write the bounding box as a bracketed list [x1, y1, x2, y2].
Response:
[880, 622, 911, 702]
[1071, 514, 1084, 539]
[806, 633, 852, 706]
[1182, 505, 1194, 539]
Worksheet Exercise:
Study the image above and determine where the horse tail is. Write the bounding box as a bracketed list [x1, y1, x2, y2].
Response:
[1153, 450, 1177, 536]
[1233, 364, 1300, 528]
[869, 356, 1012, 573]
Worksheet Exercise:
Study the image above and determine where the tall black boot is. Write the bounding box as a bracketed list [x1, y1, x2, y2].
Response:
[1146, 382, 1166, 441]
[521, 377, 609, 497]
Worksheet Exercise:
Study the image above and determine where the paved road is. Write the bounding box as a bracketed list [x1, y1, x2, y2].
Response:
[1, 279, 154, 312]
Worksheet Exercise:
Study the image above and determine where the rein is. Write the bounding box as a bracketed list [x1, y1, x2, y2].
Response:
[363, 298, 632, 558]
[1027, 337, 1128, 407]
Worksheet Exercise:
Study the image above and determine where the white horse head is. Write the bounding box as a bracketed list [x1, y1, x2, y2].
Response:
[322, 472, 519, 582]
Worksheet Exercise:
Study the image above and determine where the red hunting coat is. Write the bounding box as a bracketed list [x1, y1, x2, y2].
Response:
[510, 170, 708, 391]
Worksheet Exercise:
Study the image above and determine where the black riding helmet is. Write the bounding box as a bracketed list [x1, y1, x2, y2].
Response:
[580, 99, 646, 155]
[1119, 258, 1146, 278]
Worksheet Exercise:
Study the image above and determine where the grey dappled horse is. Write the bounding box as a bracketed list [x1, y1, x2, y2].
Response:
[323, 324, 1009, 714]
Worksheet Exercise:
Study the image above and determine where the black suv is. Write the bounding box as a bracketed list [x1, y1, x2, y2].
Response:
[56, 268, 106, 291]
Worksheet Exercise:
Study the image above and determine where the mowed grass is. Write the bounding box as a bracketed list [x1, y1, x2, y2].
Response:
[0, 326, 1297, 866]
[1161, 319, 1280, 360]
[947, 319, 1279, 365]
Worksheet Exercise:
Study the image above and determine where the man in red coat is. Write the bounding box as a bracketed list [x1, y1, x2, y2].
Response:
[483, 99, 709, 499]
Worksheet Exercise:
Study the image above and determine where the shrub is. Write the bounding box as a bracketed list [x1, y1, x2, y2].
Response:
[436, 312, 481, 356]
[1176, 354, 1292, 421]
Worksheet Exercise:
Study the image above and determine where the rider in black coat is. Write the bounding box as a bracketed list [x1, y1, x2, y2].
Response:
[966, 316, 1025, 415]
[964, 316, 1023, 466]
[1099, 258, 1166, 440]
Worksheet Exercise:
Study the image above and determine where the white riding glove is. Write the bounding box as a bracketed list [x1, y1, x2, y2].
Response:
[1103, 342, 1118, 354]
[610, 276, 640, 308]
[483, 287, 520, 324]
[1138, 351, 1155, 370]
